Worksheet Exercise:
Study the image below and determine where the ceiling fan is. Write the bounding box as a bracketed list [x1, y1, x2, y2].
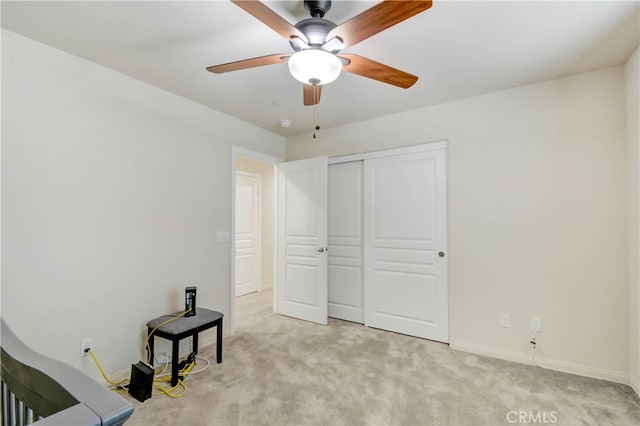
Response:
[206, 0, 433, 106]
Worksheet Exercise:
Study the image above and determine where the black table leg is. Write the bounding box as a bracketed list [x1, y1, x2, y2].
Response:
[171, 338, 180, 387]
[147, 328, 154, 366]
[217, 318, 223, 364]
[193, 333, 198, 355]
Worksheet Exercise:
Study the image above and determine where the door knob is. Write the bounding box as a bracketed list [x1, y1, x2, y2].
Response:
[317, 247, 325, 253]
[438, 251, 445, 258]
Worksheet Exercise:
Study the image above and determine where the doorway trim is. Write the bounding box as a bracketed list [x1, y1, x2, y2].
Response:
[230, 146, 283, 335]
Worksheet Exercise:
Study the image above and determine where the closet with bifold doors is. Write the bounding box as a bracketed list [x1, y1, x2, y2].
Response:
[327, 142, 449, 343]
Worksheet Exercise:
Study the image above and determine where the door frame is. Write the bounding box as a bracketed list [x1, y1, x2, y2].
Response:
[230, 147, 283, 336]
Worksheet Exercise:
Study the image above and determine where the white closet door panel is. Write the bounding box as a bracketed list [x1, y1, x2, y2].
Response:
[369, 269, 444, 337]
[329, 244, 361, 261]
[364, 150, 448, 342]
[328, 161, 363, 323]
[372, 159, 436, 241]
[329, 266, 361, 306]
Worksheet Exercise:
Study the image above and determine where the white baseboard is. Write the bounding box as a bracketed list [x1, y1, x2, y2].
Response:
[449, 339, 630, 386]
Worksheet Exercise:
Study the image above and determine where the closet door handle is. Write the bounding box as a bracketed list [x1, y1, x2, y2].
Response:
[317, 247, 326, 253]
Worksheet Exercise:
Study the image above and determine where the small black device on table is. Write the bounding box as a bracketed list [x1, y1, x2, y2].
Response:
[185, 286, 196, 316]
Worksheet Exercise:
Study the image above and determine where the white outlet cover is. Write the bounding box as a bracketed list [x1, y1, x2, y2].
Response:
[80, 337, 92, 357]
[531, 317, 542, 333]
[500, 313, 510, 328]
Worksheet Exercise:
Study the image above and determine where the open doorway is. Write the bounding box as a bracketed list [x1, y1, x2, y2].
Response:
[231, 149, 280, 335]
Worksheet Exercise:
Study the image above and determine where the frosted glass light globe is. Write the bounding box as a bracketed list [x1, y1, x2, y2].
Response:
[288, 49, 342, 86]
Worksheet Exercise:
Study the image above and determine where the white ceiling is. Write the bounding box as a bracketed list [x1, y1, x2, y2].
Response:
[2, 1, 639, 137]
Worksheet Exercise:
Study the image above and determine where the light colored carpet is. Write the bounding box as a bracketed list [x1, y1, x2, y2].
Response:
[126, 289, 640, 425]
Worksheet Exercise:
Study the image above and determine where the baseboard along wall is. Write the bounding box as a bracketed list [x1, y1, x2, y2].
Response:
[449, 339, 630, 388]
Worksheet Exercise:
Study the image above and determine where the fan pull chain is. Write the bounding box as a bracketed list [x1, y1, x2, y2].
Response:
[313, 108, 320, 140]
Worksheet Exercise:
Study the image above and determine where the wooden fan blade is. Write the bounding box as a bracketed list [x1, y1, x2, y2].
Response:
[327, 0, 432, 49]
[340, 54, 418, 88]
[206, 54, 289, 74]
[303, 84, 322, 106]
[232, 0, 308, 43]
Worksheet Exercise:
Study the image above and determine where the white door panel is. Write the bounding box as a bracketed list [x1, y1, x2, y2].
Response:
[277, 157, 328, 325]
[285, 264, 319, 305]
[235, 172, 261, 297]
[364, 149, 448, 342]
[328, 161, 363, 323]
[372, 158, 436, 240]
[329, 266, 361, 306]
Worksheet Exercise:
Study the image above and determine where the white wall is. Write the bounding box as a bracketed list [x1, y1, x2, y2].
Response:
[287, 67, 629, 383]
[1, 30, 285, 380]
[626, 47, 640, 396]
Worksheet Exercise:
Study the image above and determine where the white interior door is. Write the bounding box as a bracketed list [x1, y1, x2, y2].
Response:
[235, 172, 261, 297]
[328, 161, 363, 323]
[277, 157, 328, 325]
[364, 149, 448, 342]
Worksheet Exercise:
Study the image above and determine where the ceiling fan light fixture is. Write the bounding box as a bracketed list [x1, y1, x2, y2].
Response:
[288, 49, 342, 86]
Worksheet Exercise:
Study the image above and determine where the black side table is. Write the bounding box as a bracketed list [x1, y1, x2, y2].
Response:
[146, 308, 223, 386]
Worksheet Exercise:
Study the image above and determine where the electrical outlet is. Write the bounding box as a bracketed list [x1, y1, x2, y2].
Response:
[500, 313, 510, 328]
[530, 317, 542, 333]
[80, 337, 92, 357]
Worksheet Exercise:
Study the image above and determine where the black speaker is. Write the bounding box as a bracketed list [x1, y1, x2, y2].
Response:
[128, 361, 154, 402]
